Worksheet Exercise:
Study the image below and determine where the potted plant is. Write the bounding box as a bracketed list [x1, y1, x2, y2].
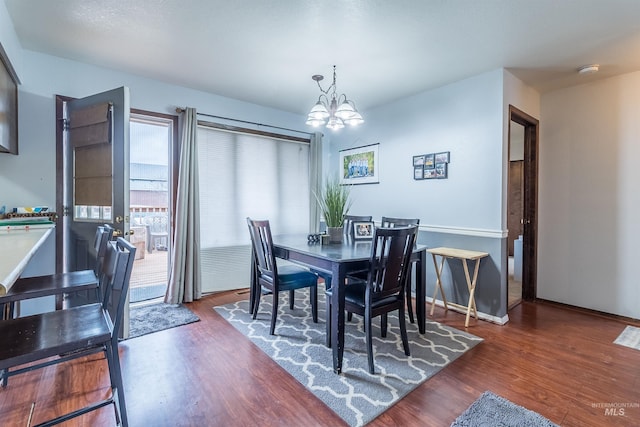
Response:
[315, 176, 352, 243]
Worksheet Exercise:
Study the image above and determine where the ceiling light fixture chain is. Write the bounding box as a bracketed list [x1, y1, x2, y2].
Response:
[306, 65, 364, 130]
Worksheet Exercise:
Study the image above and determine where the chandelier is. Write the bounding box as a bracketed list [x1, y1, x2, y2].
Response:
[305, 65, 364, 130]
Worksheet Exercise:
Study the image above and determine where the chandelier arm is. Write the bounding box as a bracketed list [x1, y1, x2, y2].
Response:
[317, 93, 330, 105]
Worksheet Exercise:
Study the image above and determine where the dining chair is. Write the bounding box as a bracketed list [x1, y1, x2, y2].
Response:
[326, 225, 418, 374]
[345, 217, 421, 324]
[380, 217, 420, 323]
[247, 218, 319, 335]
[0, 224, 114, 319]
[312, 214, 373, 293]
[0, 237, 135, 426]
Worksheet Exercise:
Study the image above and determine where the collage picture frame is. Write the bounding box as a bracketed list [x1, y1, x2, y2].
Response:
[413, 151, 450, 180]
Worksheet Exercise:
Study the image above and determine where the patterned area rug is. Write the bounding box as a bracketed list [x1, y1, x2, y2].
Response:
[451, 391, 558, 426]
[129, 303, 199, 339]
[614, 325, 640, 351]
[214, 289, 482, 427]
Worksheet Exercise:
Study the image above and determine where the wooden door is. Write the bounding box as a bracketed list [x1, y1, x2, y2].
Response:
[507, 160, 524, 256]
[59, 86, 131, 335]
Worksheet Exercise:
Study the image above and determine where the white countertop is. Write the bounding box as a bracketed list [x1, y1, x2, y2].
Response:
[0, 225, 55, 295]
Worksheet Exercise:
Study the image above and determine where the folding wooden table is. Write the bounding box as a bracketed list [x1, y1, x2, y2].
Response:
[427, 247, 488, 327]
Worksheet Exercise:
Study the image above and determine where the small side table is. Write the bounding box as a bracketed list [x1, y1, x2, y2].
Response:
[428, 247, 489, 327]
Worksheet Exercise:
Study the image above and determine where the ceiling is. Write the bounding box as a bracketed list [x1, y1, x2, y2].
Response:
[5, 0, 640, 115]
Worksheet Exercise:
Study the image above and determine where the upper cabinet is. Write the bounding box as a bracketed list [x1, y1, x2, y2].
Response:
[0, 42, 19, 155]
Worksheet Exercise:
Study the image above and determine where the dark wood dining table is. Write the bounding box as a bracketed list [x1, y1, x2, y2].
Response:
[253, 234, 427, 374]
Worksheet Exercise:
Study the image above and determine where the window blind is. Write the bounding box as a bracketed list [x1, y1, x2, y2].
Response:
[197, 125, 310, 292]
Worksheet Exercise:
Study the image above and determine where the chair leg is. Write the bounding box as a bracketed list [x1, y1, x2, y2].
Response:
[347, 312, 353, 322]
[381, 314, 388, 337]
[365, 309, 375, 374]
[106, 340, 129, 427]
[398, 306, 410, 356]
[406, 288, 415, 324]
[252, 288, 262, 319]
[289, 289, 295, 310]
[310, 285, 318, 323]
[325, 295, 332, 348]
[270, 291, 279, 335]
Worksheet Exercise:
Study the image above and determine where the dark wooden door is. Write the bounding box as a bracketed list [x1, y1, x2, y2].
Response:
[507, 160, 524, 256]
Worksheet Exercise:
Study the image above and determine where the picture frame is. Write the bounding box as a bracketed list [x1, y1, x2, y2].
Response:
[424, 168, 437, 179]
[424, 153, 435, 169]
[413, 166, 424, 180]
[435, 162, 448, 178]
[412, 155, 425, 167]
[340, 143, 379, 185]
[352, 221, 374, 240]
[434, 151, 450, 164]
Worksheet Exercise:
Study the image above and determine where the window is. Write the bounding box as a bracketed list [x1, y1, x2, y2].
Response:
[198, 125, 310, 292]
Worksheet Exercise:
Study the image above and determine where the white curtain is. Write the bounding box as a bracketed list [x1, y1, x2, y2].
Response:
[309, 132, 323, 233]
[166, 107, 202, 303]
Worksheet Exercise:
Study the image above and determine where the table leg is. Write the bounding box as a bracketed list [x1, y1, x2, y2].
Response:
[331, 263, 345, 374]
[430, 255, 448, 316]
[462, 258, 481, 328]
[416, 249, 427, 334]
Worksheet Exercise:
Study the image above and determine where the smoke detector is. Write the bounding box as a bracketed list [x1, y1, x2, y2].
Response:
[578, 64, 599, 75]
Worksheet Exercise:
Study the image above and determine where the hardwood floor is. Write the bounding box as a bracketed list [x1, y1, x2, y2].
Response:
[1, 291, 639, 426]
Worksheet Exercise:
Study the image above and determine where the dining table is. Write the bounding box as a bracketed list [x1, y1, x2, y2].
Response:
[254, 234, 427, 374]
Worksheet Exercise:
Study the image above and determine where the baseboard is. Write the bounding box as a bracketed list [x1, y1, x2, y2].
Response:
[536, 299, 640, 326]
[430, 299, 509, 325]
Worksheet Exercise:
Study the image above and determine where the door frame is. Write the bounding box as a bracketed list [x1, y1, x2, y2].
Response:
[130, 108, 180, 238]
[55, 95, 69, 277]
[508, 105, 539, 301]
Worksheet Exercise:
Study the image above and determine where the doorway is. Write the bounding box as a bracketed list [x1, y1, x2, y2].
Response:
[128, 111, 177, 306]
[508, 121, 524, 308]
[508, 105, 539, 307]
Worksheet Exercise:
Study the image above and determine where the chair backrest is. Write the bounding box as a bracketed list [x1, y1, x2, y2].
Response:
[367, 225, 418, 299]
[343, 214, 373, 239]
[93, 224, 114, 275]
[246, 218, 277, 283]
[99, 237, 136, 337]
[380, 216, 420, 228]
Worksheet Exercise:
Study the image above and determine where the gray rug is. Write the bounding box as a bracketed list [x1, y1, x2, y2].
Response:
[614, 325, 640, 351]
[214, 289, 482, 427]
[129, 303, 199, 339]
[451, 391, 558, 427]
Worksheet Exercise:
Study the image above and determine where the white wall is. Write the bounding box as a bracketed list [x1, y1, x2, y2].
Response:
[539, 71, 640, 318]
[0, 49, 307, 210]
[502, 69, 541, 229]
[330, 69, 505, 233]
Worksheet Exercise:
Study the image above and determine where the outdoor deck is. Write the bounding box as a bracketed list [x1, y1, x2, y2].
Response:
[130, 249, 168, 289]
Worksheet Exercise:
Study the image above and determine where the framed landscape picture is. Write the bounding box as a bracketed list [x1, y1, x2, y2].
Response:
[340, 143, 379, 185]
